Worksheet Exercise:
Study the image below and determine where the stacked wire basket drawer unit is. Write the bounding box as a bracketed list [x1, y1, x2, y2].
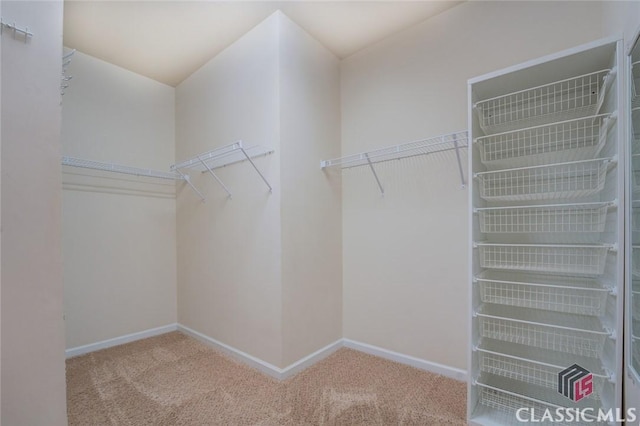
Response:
[468, 39, 624, 425]
[630, 53, 640, 395]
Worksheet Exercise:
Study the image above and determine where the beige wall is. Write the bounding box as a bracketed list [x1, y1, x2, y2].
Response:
[176, 12, 342, 368]
[601, 1, 640, 47]
[340, 1, 604, 370]
[278, 14, 342, 366]
[62, 51, 177, 349]
[1, 1, 67, 424]
[176, 14, 283, 366]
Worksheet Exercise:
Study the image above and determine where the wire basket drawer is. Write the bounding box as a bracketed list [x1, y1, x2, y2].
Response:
[633, 291, 640, 320]
[633, 208, 640, 232]
[476, 307, 609, 358]
[475, 115, 612, 169]
[476, 272, 609, 316]
[477, 387, 560, 424]
[477, 202, 610, 236]
[476, 243, 610, 276]
[475, 376, 607, 425]
[633, 247, 640, 278]
[474, 69, 612, 134]
[476, 158, 611, 202]
[478, 351, 605, 400]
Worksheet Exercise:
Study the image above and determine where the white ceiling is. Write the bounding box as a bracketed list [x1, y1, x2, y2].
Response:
[63, 1, 463, 87]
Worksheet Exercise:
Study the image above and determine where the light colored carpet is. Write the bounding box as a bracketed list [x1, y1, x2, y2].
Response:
[66, 332, 467, 425]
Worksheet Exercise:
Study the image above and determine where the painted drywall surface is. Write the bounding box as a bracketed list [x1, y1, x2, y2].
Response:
[1, 1, 67, 424]
[176, 14, 283, 366]
[278, 13, 343, 367]
[61, 51, 177, 349]
[601, 1, 640, 49]
[340, 1, 604, 370]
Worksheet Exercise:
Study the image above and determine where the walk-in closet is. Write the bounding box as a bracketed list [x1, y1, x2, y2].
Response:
[2, 1, 640, 425]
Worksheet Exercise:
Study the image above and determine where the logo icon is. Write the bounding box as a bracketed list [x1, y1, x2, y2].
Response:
[558, 364, 593, 402]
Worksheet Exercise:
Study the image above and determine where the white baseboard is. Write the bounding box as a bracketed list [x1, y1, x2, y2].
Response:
[279, 339, 343, 379]
[177, 324, 284, 379]
[177, 323, 342, 380]
[65, 324, 467, 383]
[342, 338, 467, 382]
[65, 323, 178, 358]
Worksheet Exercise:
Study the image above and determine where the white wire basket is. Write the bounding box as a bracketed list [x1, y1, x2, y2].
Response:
[477, 351, 606, 400]
[477, 202, 611, 236]
[632, 156, 640, 196]
[634, 336, 640, 372]
[475, 375, 607, 425]
[474, 69, 612, 134]
[633, 291, 640, 320]
[633, 208, 640, 232]
[476, 306, 609, 358]
[475, 158, 612, 202]
[477, 387, 562, 425]
[476, 243, 611, 276]
[633, 247, 640, 278]
[476, 271, 610, 316]
[475, 114, 613, 169]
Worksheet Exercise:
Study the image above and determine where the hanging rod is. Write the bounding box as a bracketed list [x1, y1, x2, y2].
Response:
[171, 141, 274, 199]
[62, 156, 184, 181]
[320, 130, 468, 194]
[0, 18, 33, 42]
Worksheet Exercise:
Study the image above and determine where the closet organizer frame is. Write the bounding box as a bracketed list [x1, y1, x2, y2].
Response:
[468, 38, 623, 426]
[320, 130, 468, 195]
[171, 141, 274, 201]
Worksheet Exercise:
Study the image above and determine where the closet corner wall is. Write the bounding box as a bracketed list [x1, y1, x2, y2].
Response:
[61, 49, 178, 351]
[468, 37, 624, 425]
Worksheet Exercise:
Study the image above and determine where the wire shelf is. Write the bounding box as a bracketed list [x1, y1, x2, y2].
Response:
[172, 142, 274, 172]
[171, 141, 274, 198]
[476, 271, 610, 316]
[476, 243, 611, 277]
[475, 158, 612, 202]
[61, 156, 183, 180]
[475, 375, 606, 425]
[320, 131, 468, 169]
[474, 69, 612, 134]
[476, 202, 611, 236]
[477, 351, 606, 400]
[475, 114, 613, 169]
[476, 305, 609, 358]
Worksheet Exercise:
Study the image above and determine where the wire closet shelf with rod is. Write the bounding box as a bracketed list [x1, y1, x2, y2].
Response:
[468, 38, 623, 426]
